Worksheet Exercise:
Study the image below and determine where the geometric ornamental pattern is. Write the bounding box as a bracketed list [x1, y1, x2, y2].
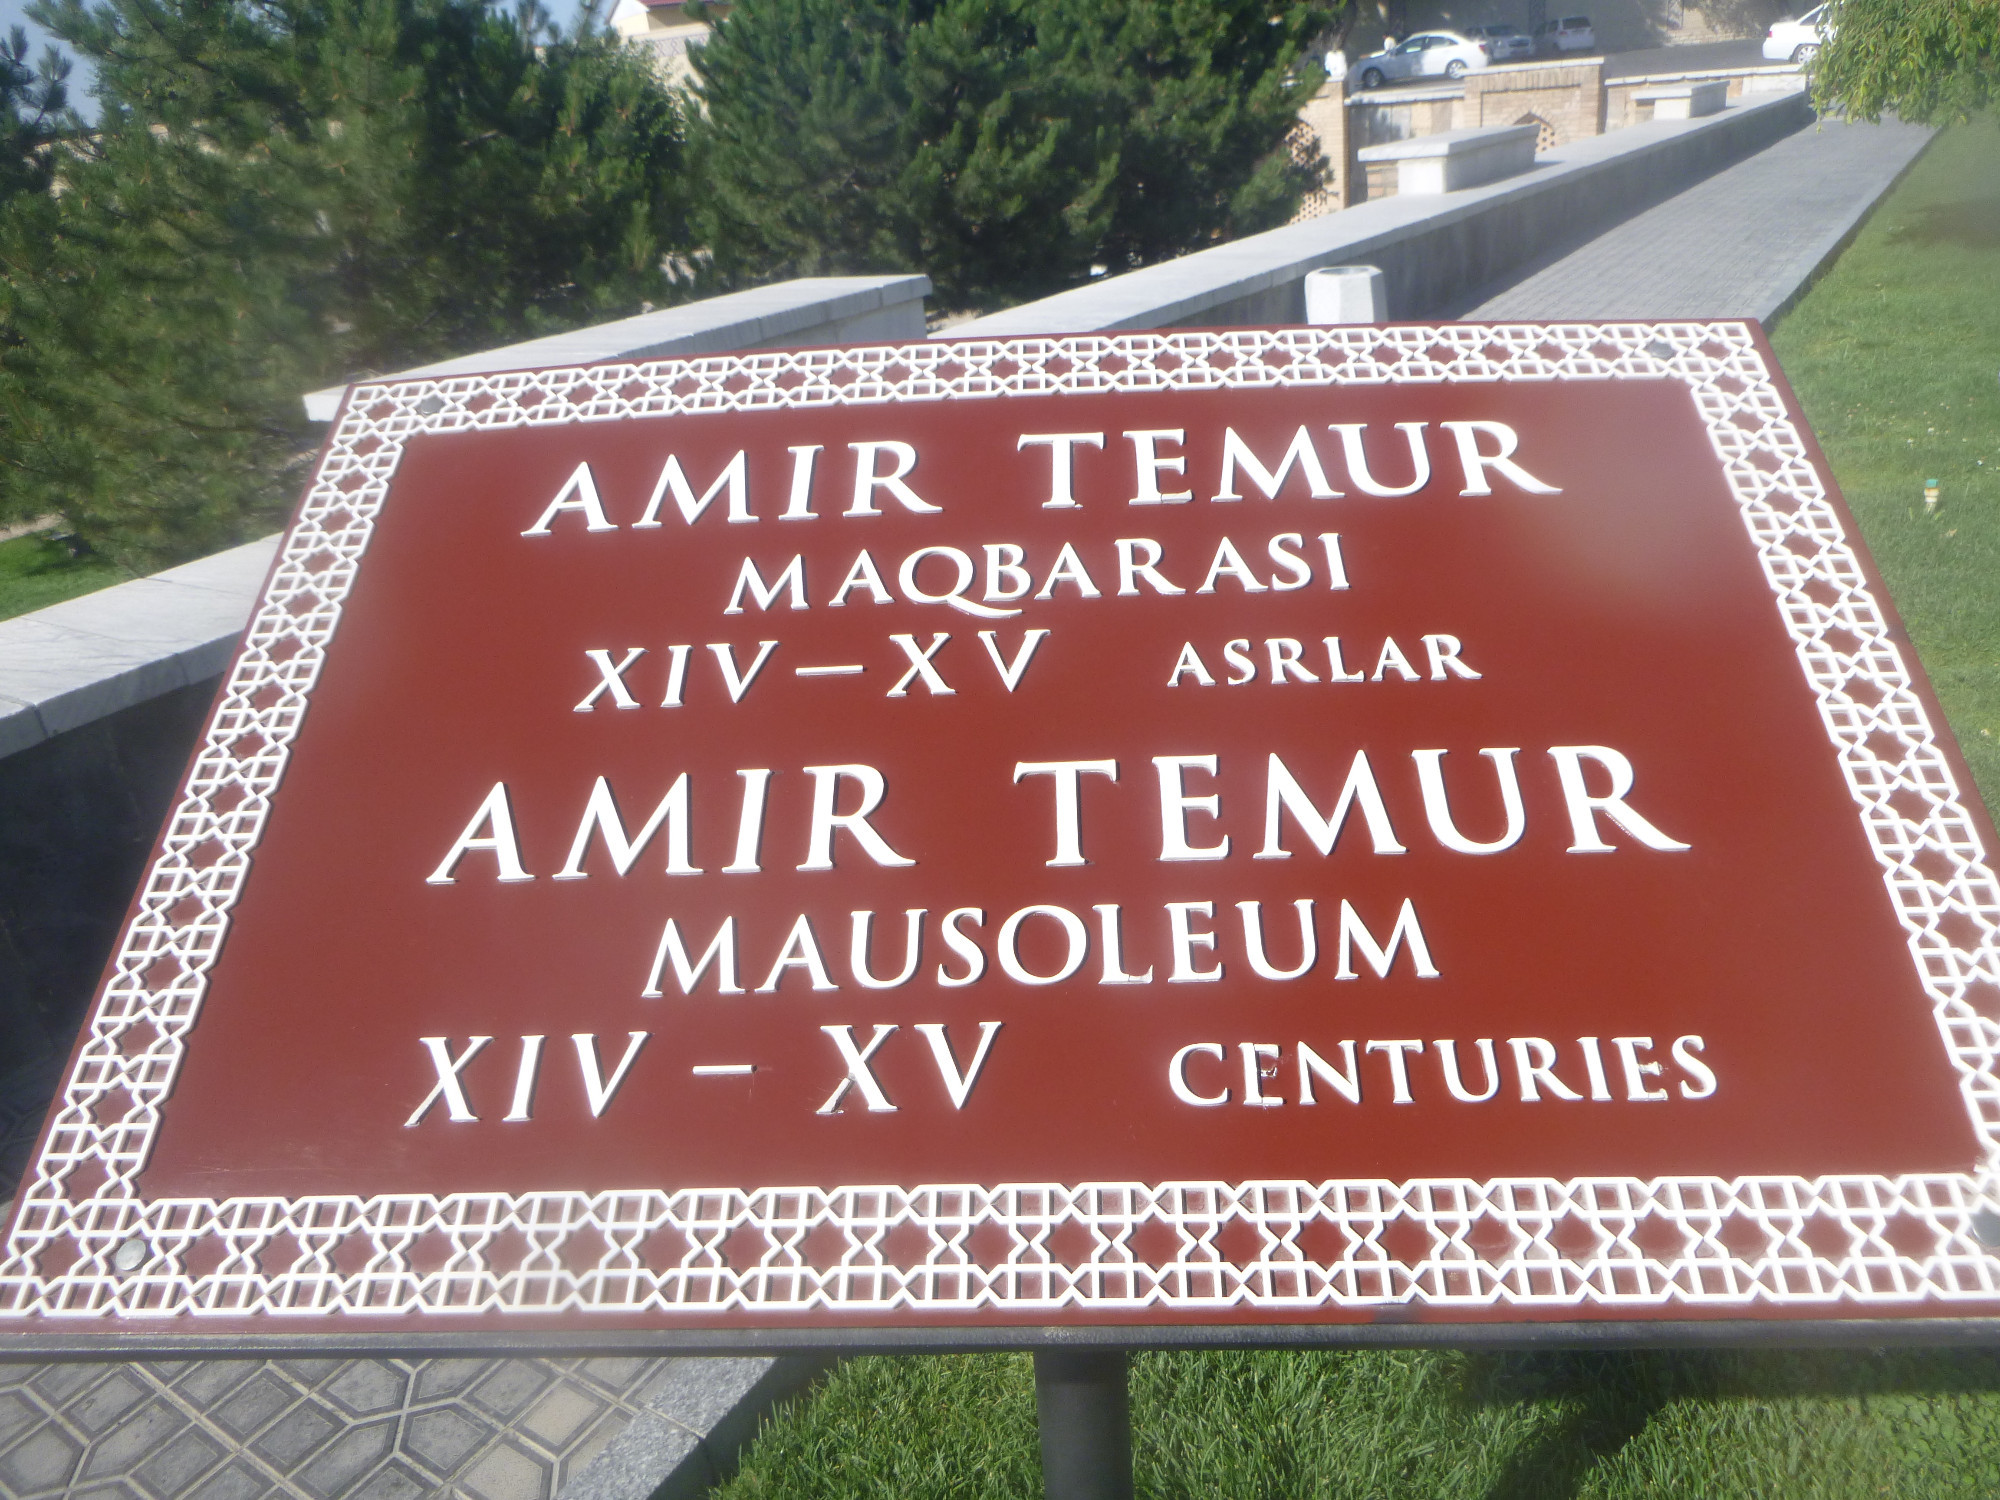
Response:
[4, 322, 1999, 1324]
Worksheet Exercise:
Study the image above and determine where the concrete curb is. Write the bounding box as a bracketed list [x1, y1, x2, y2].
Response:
[556, 1356, 829, 1499]
[1754, 121, 1936, 326]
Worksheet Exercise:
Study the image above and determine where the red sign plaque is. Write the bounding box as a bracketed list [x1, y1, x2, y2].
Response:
[8, 321, 2000, 1349]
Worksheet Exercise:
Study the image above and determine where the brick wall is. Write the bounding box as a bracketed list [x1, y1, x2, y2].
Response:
[1348, 89, 1463, 202]
[1606, 67, 1801, 127]
[1459, 58, 1607, 147]
[1291, 82, 1351, 218]
[1292, 55, 1802, 217]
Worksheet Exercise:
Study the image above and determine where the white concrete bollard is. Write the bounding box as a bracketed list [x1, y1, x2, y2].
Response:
[1304, 265, 1388, 325]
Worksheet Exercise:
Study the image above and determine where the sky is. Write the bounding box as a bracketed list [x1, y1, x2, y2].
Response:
[6, 0, 93, 117]
[2, 0, 67, 71]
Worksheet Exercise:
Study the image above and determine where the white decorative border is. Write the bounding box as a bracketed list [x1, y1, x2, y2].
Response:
[6, 323, 2000, 1324]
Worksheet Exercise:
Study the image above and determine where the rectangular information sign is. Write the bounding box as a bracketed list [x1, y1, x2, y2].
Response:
[7, 321, 2000, 1351]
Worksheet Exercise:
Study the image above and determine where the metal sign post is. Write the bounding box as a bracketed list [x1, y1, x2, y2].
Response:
[5, 323, 1998, 1405]
[1035, 1350, 1133, 1500]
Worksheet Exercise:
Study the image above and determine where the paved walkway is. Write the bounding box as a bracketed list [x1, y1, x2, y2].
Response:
[0, 1352, 808, 1500]
[1455, 113, 1935, 323]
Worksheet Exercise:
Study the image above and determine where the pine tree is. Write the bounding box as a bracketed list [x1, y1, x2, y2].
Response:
[0, 25, 72, 202]
[0, 0, 694, 570]
[689, 0, 1334, 312]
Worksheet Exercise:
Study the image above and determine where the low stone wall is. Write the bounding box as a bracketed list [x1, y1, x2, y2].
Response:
[1461, 57, 1607, 151]
[1608, 64, 1804, 127]
[949, 87, 1813, 335]
[0, 535, 282, 1189]
[1358, 123, 1540, 196]
[1348, 86, 1462, 203]
[1294, 59, 1800, 219]
[303, 274, 933, 420]
[0, 676, 223, 1192]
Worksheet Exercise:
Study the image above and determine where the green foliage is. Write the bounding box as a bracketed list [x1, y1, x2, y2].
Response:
[1812, 0, 1999, 125]
[0, 0, 692, 571]
[1, 0, 1335, 567]
[689, 0, 1333, 311]
[0, 24, 73, 201]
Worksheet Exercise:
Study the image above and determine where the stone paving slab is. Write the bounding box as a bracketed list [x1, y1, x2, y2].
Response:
[0, 1353, 815, 1499]
[1455, 114, 1935, 322]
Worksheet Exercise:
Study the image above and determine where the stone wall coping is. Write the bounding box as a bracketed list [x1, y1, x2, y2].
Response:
[946, 88, 1807, 338]
[1477, 54, 1604, 74]
[1614, 63, 1803, 85]
[303, 274, 933, 421]
[0, 535, 279, 757]
[1356, 123, 1541, 161]
[1348, 84, 1462, 105]
[1633, 78, 1731, 102]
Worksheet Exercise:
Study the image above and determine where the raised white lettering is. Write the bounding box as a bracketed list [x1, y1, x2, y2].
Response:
[635, 451, 750, 526]
[522, 461, 615, 535]
[1154, 755, 1230, 861]
[427, 783, 532, 884]
[1014, 759, 1118, 866]
[1548, 746, 1691, 853]
[799, 765, 915, 869]
[1019, 432, 1104, 508]
[642, 916, 742, 996]
[848, 441, 940, 515]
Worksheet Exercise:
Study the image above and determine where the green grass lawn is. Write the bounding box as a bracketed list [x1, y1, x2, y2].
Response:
[718, 1348, 2000, 1499]
[0, 532, 122, 622]
[710, 118, 2000, 1500]
[1771, 115, 2000, 812]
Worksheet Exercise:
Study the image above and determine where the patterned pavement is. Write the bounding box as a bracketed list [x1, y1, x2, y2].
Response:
[0, 1355, 702, 1499]
[1457, 112, 1935, 322]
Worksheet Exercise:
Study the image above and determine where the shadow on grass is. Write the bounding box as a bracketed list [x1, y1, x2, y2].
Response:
[1463, 1354, 1671, 1500]
[1454, 1348, 2000, 1499]
[1888, 199, 2000, 249]
[1462, 1347, 2000, 1406]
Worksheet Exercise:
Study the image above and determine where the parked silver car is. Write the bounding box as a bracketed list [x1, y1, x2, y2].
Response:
[1532, 14, 1596, 53]
[1348, 30, 1492, 89]
[1763, 3, 1830, 61]
[1465, 22, 1534, 61]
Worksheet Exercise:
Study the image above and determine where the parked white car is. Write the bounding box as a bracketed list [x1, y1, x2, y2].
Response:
[1763, 3, 1830, 61]
[1532, 14, 1596, 53]
[1348, 31, 1492, 89]
[1465, 22, 1534, 61]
